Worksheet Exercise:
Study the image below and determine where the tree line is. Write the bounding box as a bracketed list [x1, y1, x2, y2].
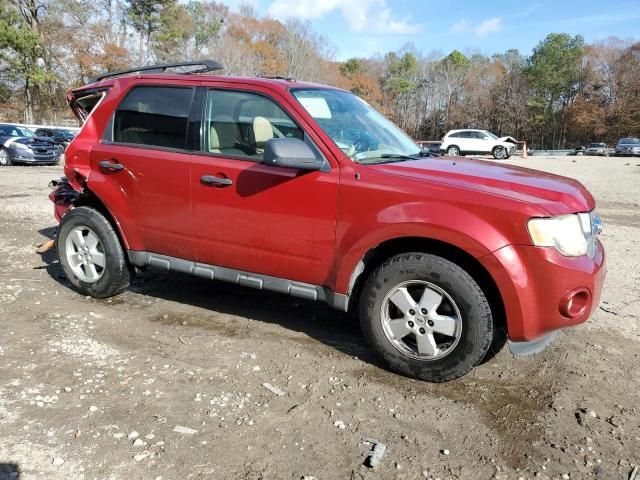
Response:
[1, 0, 639, 148]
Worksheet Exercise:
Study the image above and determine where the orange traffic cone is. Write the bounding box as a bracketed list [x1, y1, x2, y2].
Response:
[521, 142, 528, 159]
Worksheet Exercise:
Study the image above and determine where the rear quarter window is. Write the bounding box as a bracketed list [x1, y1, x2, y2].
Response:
[113, 86, 194, 150]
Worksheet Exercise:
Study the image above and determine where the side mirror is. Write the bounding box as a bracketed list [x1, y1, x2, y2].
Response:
[263, 138, 324, 171]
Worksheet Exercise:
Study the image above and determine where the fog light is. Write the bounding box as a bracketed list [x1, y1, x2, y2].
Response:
[558, 288, 590, 319]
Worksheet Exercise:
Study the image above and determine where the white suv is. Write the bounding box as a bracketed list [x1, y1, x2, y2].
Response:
[440, 129, 516, 160]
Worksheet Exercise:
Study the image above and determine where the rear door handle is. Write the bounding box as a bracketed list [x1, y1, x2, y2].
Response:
[201, 175, 233, 187]
[99, 160, 124, 171]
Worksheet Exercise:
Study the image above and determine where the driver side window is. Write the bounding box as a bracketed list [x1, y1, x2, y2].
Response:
[204, 89, 304, 161]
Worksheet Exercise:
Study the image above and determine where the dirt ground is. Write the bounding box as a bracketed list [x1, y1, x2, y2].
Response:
[0, 155, 638, 480]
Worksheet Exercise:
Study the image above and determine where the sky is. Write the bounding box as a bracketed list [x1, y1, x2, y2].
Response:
[224, 0, 640, 60]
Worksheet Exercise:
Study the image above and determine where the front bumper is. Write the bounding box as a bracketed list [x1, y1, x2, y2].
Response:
[8, 145, 60, 164]
[480, 240, 606, 342]
[615, 149, 640, 156]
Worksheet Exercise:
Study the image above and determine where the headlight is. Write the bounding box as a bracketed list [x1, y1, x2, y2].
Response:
[527, 212, 600, 257]
[14, 143, 30, 151]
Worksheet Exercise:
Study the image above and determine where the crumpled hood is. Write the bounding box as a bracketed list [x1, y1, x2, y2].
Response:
[1, 135, 55, 149]
[367, 156, 595, 215]
[498, 135, 517, 144]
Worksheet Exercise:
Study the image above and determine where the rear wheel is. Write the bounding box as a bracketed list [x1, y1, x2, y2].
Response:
[0, 148, 12, 166]
[359, 252, 494, 382]
[492, 146, 507, 160]
[446, 145, 460, 156]
[57, 206, 131, 298]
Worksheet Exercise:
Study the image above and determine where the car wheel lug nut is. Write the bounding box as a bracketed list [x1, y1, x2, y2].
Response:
[408, 321, 414, 327]
[428, 320, 434, 327]
[408, 309, 415, 315]
[419, 328, 426, 334]
[421, 308, 427, 315]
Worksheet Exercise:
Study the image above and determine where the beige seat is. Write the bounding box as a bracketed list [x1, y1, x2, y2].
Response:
[209, 114, 244, 155]
[252, 116, 274, 154]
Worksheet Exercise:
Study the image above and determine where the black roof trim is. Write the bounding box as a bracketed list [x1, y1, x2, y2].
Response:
[89, 60, 224, 84]
[258, 75, 296, 82]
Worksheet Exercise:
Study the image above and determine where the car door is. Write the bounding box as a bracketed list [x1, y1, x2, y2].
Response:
[457, 131, 475, 153]
[189, 85, 339, 286]
[465, 131, 484, 153]
[89, 84, 196, 261]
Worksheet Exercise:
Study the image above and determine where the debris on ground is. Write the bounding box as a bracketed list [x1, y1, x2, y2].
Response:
[629, 466, 638, 480]
[36, 239, 55, 253]
[262, 382, 286, 396]
[362, 437, 387, 469]
[173, 425, 198, 435]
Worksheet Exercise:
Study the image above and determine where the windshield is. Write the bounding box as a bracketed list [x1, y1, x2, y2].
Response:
[588, 143, 604, 148]
[619, 138, 640, 144]
[0, 125, 35, 138]
[55, 129, 75, 139]
[292, 89, 421, 163]
[484, 131, 499, 140]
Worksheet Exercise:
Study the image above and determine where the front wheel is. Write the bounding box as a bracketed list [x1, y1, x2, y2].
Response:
[446, 145, 460, 156]
[359, 253, 494, 382]
[57, 206, 131, 298]
[492, 146, 507, 160]
[0, 148, 12, 166]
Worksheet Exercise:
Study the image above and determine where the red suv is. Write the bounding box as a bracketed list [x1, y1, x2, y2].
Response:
[50, 60, 605, 382]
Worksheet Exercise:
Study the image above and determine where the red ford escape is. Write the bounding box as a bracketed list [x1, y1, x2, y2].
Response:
[50, 60, 605, 382]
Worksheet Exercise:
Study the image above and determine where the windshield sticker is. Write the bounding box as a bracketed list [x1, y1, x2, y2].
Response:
[298, 97, 332, 119]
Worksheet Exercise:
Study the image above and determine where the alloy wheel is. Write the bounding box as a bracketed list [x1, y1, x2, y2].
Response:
[65, 226, 106, 283]
[380, 280, 462, 361]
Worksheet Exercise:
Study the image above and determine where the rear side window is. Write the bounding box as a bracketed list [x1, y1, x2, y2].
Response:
[113, 86, 194, 150]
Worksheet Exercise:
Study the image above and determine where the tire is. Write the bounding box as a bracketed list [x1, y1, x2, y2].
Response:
[359, 252, 494, 382]
[57, 206, 131, 298]
[0, 148, 12, 166]
[492, 146, 506, 160]
[446, 145, 460, 156]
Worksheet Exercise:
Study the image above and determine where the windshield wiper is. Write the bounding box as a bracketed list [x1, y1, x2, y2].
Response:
[358, 152, 430, 164]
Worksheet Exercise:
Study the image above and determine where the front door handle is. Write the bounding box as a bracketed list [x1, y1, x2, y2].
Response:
[201, 175, 233, 187]
[99, 160, 124, 171]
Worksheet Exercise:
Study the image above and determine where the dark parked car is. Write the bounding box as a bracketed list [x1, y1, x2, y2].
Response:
[567, 146, 585, 156]
[614, 137, 640, 156]
[585, 142, 608, 156]
[0, 123, 61, 166]
[49, 60, 605, 382]
[416, 140, 442, 155]
[35, 128, 76, 149]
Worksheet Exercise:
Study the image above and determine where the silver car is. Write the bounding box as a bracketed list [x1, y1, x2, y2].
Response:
[615, 138, 640, 156]
[585, 142, 608, 156]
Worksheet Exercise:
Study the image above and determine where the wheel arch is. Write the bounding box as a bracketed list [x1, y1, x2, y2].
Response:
[345, 236, 506, 333]
[70, 187, 133, 251]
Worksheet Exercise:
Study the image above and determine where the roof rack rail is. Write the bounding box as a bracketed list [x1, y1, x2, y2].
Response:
[258, 75, 296, 82]
[89, 60, 224, 84]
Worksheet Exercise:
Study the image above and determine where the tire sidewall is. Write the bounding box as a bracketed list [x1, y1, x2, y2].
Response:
[57, 206, 130, 298]
[360, 253, 493, 382]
